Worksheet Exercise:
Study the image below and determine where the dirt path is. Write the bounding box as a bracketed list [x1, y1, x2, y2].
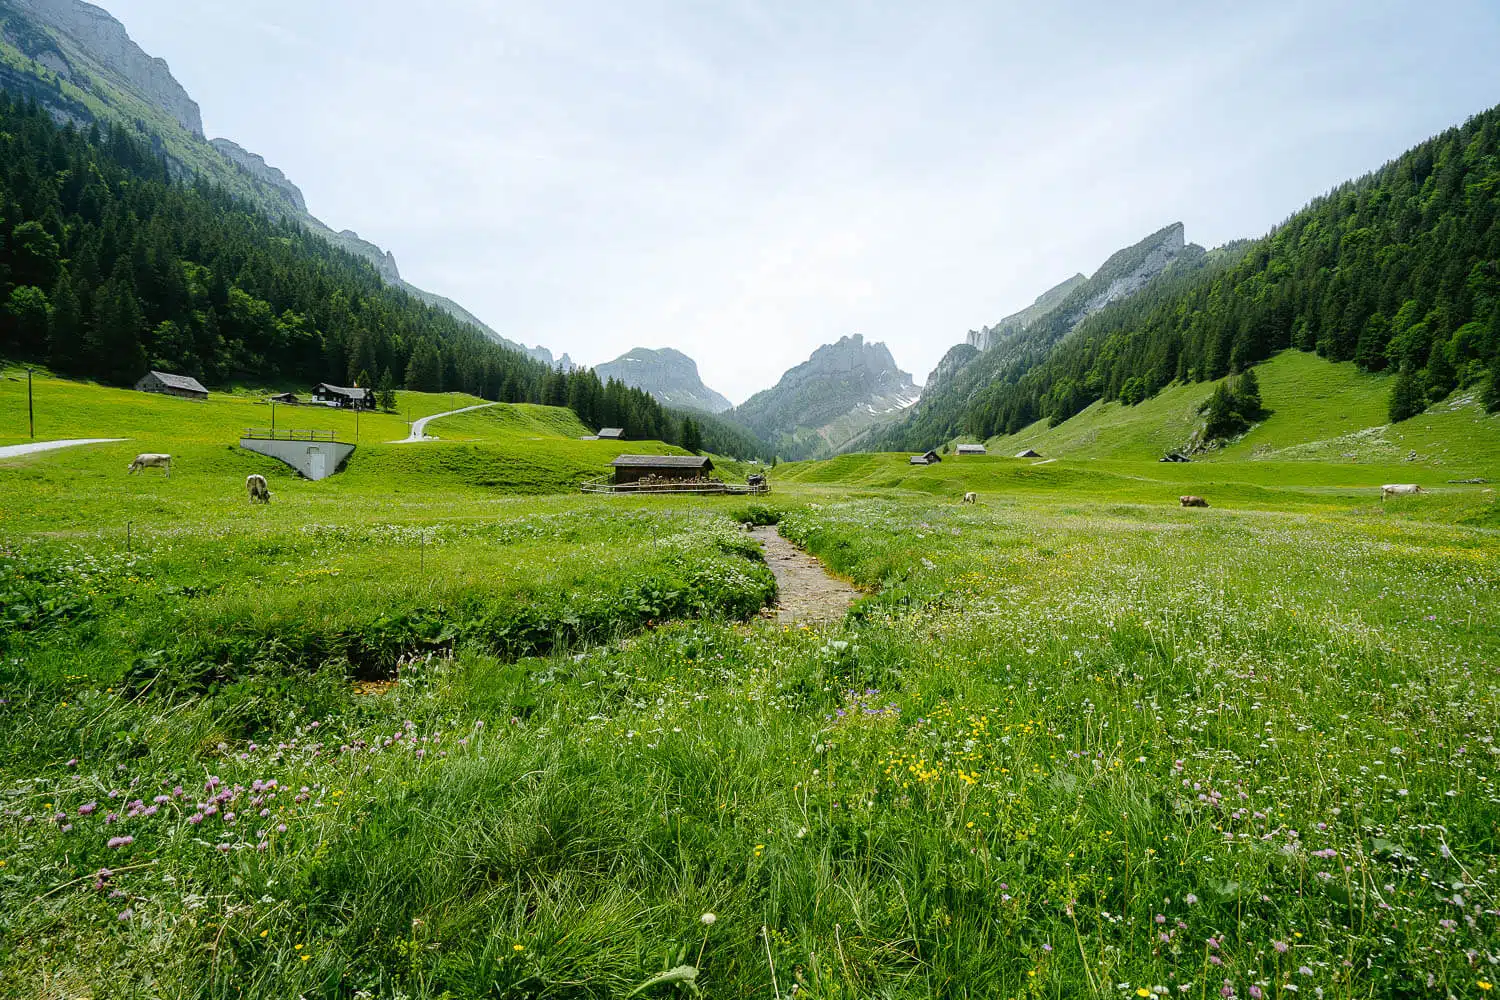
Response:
[751, 526, 861, 626]
[0, 438, 124, 459]
[394, 402, 500, 443]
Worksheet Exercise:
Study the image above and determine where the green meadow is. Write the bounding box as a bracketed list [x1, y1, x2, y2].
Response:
[2, 370, 1499, 998]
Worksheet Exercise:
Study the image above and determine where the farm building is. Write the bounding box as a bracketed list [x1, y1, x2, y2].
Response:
[312, 383, 375, 409]
[610, 454, 714, 485]
[597, 427, 625, 439]
[956, 444, 987, 456]
[268, 392, 301, 404]
[909, 450, 942, 465]
[135, 370, 207, 401]
[1015, 448, 1042, 458]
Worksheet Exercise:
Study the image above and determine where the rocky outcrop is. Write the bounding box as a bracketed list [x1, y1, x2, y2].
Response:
[9, 0, 202, 136]
[210, 138, 308, 214]
[731, 334, 920, 460]
[967, 273, 1086, 351]
[595, 347, 732, 413]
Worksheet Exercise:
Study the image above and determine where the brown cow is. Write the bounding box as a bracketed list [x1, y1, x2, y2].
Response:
[1179, 495, 1209, 508]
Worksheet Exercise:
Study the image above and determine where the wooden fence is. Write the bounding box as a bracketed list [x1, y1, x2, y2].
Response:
[580, 477, 771, 496]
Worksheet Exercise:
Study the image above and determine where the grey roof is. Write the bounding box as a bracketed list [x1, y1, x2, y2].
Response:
[610, 454, 714, 469]
[146, 370, 207, 393]
[597, 427, 625, 438]
[956, 444, 986, 453]
[313, 383, 371, 398]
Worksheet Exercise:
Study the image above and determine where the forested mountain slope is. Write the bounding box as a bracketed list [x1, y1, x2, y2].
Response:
[876, 223, 1209, 451]
[900, 105, 1500, 450]
[0, 0, 554, 360]
[0, 94, 756, 454]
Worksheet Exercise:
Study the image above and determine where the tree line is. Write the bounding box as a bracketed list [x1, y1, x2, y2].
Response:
[0, 93, 750, 454]
[882, 103, 1500, 450]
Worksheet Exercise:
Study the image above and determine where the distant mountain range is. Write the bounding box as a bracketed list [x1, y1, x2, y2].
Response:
[0, 0, 557, 363]
[594, 347, 732, 413]
[730, 335, 920, 460]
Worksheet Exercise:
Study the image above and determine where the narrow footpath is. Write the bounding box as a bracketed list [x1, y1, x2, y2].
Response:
[394, 402, 500, 443]
[751, 526, 861, 626]
[0, 438, 124, 460]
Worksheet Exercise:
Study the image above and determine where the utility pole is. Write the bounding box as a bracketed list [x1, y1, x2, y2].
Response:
[27, 366, 35, 439]
[270, 399, 276, 436]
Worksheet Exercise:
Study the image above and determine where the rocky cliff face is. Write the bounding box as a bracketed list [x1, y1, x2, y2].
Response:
[0, 0, 559, 362]
[967, 273, 1086, 352]
[210, 138, 308, 214]
[595, 348, 732, 413]
[8, 0, 201, 136]
[731, 334, 920, 460]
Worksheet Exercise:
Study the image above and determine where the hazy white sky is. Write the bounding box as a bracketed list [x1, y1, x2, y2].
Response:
[104, 0, 1500, 402]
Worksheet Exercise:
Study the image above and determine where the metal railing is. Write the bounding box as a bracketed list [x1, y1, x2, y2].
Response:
[242, 428, 342, 442]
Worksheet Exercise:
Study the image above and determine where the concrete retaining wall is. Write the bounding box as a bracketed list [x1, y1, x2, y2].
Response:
[239, 438, 356, 481]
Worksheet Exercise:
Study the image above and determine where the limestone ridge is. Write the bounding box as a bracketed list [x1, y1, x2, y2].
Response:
[966, 273, 1086, 351]
[8, 0, 201, 135]
[595, 348, 732, 414]
[730, 334, 921, 460]
[873, 223, 1207, 452]
[0, 0, 558, 364]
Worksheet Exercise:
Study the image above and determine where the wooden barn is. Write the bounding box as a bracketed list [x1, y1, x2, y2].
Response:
[956, 444, 987, 456]
[1015, 448, 1042, 458]
[611, 454, 714, 485]
[268, 391, 301, 404]
[312, 383, 375, 409]
[909, 450, 942, 466]
[135, 370, 208, 401]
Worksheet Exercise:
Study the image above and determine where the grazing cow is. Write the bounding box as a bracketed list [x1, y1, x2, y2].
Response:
[962, 492, 978, 505]
[246, 474, 271, 504]
[1179, 495, 1209, 508]
[1381, 484, 1426, 500]
[127, 453, 171, 477]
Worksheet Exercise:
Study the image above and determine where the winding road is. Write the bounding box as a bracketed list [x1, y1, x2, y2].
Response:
[0, 438, 125, 460]
[394, 402, 500, 443]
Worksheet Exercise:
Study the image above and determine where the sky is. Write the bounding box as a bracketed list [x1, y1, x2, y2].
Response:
[101, 0, 1500, 403]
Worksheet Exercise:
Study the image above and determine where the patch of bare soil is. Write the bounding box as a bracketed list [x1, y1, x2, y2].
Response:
[751, 526, 862, 626]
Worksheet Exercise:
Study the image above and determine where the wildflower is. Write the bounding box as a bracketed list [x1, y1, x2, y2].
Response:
[700, 913, 716, 925]
[1479, 983, 1492, 992]
[118, 908, 133, 921]
[1185, 893, 1198, 905]
[1139, 990, 1152, 997]
[1274, 940, 1289, 953]
[106, 836, 133, 849]
[78, 802, 97, 816]
[513, 944, 525, 952]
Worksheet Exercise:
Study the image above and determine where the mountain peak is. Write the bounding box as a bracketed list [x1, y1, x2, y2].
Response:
[595, 347, 732, 413]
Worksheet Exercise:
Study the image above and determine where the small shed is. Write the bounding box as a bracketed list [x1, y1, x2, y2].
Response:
[909, 450, 942, 465]
[597, 427, 625, 440]
[135, 370, 207, 401]
[1015, 448, 1042, 458]
[312, 383, 375, 409]
[268, 391, 301, 404]
[956, 444, 987, 456]
[611, 454, 713, 485]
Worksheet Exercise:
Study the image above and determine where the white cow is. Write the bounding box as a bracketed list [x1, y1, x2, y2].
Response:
[1381, 484, 1426, 500]
[962, 492, 978, 505]
[128, 453, 171, 477]
[246, 474, 271, 504]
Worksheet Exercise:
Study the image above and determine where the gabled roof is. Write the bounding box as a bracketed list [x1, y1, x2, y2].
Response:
[597, 427, 625, 438]
[313, 383, 371, 398]
[610, 454, 713, 469]
[956, 444, 986, 453]
[147, 370, 207, 393]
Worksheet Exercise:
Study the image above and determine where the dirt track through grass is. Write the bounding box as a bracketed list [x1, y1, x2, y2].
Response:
[751, 525, 861, 624]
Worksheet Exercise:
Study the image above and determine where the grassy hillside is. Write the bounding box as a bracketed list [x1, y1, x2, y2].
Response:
[0, 374, 718, 531]
[985, 351, 1500, 472]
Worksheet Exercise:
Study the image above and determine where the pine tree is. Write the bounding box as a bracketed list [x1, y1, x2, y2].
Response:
[1424, 338, 1457, 403]
[1481, 361, 1500, 414]
[1388, 365, 1427, 423]
[681, 417, 703, 455]
[377, 367, 397, 411]
[1234, 367, 1262, 419]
